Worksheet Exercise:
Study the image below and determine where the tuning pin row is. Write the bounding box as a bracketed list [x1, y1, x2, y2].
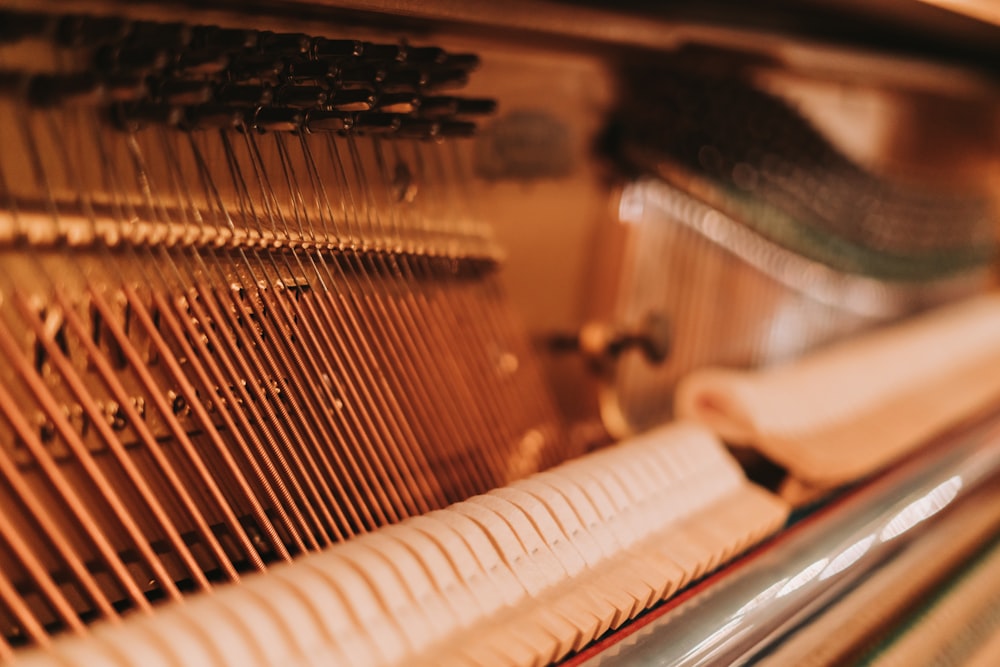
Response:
[82, 23, 477, 77]
[1, 8, 496, 136]
[111, 101, 482, 140]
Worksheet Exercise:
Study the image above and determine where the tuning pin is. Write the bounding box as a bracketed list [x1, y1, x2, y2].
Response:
[286, 59, 338, 84]
[336, 63, 387, 89]
[312, 37, 363, 59]
[418, 96, 459, 117]
[304, 109, 353, 133]
[253, 106, 304, 132]
[375, 92, 419, 114]
[405, 46, 447, 66]
[352, 112, 402, 135]
[425, 69, 469, 91]
[327, 89, 376, 112]
[397, 118, 440, 140]
[274, 84, 327, 108]
[228, 54, 285, 83]
[258, 31, 311, 55]
[360, 42, 405, 63]
[380, 68, 428, 93]
[420, 96, 497, 118]
[437, 120, 477, 138]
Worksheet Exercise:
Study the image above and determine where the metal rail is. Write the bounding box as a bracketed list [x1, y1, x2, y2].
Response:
[582, 412, 1000, 666]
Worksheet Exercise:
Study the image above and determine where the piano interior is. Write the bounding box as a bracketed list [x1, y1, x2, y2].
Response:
[0, 0, 999, 665]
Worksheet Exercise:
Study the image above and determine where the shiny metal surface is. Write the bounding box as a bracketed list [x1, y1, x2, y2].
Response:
[581, 414, 1000, 667]
[598, 178, 990, 436]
